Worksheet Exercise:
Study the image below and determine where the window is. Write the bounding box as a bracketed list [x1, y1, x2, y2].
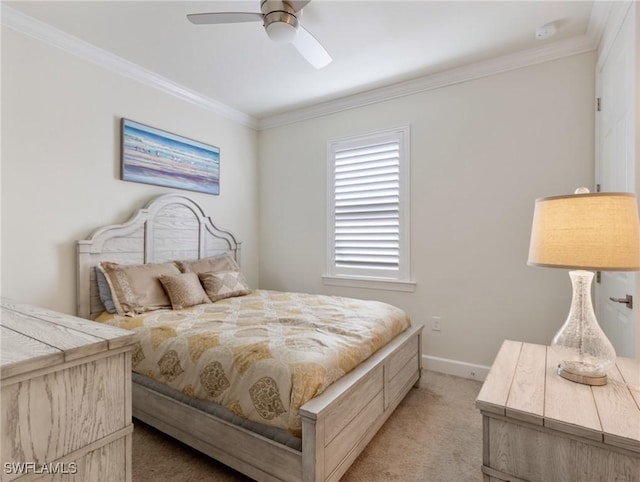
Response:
[325, 126, 413, 290]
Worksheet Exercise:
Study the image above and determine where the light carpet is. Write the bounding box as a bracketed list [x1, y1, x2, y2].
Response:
[132, 370, 483, 481]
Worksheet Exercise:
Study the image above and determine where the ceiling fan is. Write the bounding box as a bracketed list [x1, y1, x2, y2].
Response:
[187, 0, 332, 69]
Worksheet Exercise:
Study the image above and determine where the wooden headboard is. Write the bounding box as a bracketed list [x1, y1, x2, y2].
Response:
[77, 194, 241, 320]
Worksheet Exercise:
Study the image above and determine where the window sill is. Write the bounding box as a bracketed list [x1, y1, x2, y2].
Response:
[322, 275, 416, 292]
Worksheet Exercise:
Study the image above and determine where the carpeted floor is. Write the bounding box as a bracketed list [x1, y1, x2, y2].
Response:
[132, 370, 484, 481]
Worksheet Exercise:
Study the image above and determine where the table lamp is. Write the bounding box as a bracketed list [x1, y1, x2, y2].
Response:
[527, 188, 640, 386]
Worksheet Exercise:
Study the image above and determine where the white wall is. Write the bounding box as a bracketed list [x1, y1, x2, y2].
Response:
[259, 52, 596, 370]
[1, 28, 259, 315]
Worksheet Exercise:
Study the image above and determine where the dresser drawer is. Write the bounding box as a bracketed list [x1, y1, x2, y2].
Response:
[2, 353, 128, 466]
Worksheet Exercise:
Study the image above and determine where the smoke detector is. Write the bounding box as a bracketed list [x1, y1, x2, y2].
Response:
[535, 22, 557, 40]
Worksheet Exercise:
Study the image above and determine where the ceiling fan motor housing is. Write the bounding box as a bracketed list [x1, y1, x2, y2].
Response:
[261, 0, 299, 42]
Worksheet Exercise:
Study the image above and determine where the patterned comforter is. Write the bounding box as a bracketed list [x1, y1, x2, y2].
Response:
[97, 290, 411, 436]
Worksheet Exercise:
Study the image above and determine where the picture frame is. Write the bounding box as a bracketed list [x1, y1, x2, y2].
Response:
[121, 118, 220, 195]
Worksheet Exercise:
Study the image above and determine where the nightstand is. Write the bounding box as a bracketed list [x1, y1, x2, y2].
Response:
[476, 340, 640, 482]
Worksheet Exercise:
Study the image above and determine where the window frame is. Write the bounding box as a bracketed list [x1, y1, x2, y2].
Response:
[324, 125, 413, 291]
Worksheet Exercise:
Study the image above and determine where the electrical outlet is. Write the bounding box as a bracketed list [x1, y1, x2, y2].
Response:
[431, 316, 441, 332]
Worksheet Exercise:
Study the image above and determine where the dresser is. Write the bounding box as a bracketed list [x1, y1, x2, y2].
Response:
[476, 340, 640, 482]
[0, 299, 136, 481]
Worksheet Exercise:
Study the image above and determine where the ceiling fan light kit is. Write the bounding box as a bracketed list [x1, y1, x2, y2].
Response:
[265, 21, 297, 42]
[187, 0, 331, 69]
[263, 3, 299, 43]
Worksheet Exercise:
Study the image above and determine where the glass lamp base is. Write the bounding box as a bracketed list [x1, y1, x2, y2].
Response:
[551, 271, 616, 387]
[557, 361, 607, 386]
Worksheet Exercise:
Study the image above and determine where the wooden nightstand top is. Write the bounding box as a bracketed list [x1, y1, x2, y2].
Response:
[0, 298, 135, 380]
[476, 340, 640, 454]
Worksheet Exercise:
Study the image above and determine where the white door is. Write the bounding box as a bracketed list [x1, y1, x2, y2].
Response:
[595, 4, 637, 357]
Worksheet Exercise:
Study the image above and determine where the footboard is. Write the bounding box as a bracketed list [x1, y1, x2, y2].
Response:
[300, 324, 423, 482]
[131, 324, 422, 482]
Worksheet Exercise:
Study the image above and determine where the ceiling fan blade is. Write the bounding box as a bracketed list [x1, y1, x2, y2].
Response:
[187, 12, 263, 25]
[292, 26, 332, 69]
[288, 0, 311, 13]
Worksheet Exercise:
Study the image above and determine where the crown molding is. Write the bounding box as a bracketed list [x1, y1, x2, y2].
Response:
[258, 32, 598, 130]
[259, 2, 611, 129]
[3, 3, 610, 133]
[1, 5, 259, 129]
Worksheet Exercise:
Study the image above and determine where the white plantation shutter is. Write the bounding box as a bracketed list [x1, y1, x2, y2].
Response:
[335, 141, 400, 269]
[327, 127, 410, 281]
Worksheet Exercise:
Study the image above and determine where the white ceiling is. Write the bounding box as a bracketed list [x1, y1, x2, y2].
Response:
[5, 1, 598, 121]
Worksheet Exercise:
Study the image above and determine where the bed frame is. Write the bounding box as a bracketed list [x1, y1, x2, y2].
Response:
[77, 193, 423, 482]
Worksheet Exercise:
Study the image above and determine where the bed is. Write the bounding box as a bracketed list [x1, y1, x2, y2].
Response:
[77, 193, 423, 482]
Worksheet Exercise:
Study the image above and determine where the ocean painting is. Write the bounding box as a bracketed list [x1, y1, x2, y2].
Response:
[121, 119, 220, 195]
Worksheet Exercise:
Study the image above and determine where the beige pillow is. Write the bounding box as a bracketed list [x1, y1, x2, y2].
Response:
[198, 270, 251, 302]
[159, 272, 211, 310]
[99, 261, 181, 316]
[175, 254, 239, 275]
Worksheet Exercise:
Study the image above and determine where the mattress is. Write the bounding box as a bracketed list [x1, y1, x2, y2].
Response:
[97, 289, 411, 436]
[132, 372, 302, 450]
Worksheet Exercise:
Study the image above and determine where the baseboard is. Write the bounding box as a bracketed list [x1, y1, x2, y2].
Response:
[422, 355, 490, 382]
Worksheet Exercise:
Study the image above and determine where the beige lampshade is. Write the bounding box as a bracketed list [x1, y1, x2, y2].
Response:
[528, 191, 640, 271]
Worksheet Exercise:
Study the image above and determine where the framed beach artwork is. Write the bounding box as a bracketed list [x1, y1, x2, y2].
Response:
[121, 119, 220, 195]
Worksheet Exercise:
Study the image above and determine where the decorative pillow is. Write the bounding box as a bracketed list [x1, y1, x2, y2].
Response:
[175, 254, 239, 275]
[95, 267, 116, 314]
[98, 261, 181, 316]
[198, 270, 251, 302]
[159, 272, 211, 310]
